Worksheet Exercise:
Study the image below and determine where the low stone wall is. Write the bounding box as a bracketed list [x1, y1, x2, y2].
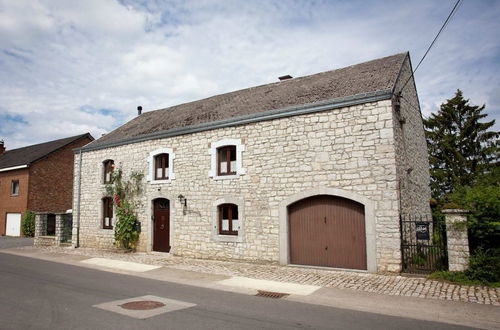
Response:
[34, 213, 72, 247]
[35, 236, 56, 247]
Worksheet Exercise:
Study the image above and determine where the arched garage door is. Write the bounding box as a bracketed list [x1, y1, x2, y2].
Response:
[288, 195, 367, 270]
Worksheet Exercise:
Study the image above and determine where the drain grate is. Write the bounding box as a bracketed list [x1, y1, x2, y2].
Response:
[120, 301, 166, 310]
[255, 290, 289, 299]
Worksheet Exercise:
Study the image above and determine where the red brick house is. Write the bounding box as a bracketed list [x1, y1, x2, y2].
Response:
[0, 133, 93, 236]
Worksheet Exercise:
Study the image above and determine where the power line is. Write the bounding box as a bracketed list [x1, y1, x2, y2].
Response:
[400, 0, 463, 92]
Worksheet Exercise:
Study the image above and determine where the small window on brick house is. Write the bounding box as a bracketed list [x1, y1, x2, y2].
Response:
[218, 203, 239, 235]
[11, 180, 19, 196]
[154, 153, 169, 180]
[102, 197, 114, 229]
[217, 146, 237, 176]
[103, 160, 114, 184]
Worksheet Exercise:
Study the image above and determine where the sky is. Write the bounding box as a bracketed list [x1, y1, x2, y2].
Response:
[0, 0, 499, 149]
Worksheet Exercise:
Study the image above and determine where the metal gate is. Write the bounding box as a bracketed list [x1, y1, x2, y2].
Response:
[400, 214, 448, 274]
[61, 214, 73, 243]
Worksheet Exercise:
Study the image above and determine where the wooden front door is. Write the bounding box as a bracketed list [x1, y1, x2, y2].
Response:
[288, 195, 367, 270]
[153, 198, 170, 252]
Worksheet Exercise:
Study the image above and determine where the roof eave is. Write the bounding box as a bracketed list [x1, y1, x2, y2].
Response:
[76, 89, 393, 153]
[0, 164, 29, 172]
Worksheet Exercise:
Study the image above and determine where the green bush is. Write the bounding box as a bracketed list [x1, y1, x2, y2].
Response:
[21, 211, 35, 237]
[449, 182, 500, 252]
[464, 248, 500, 284]
[430, 248, 500, 287]
[114, 200, 141, 250]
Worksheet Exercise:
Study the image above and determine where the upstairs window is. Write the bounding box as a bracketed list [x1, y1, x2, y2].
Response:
[208, 138, 245, 180]
[11, 180, 19, 196]
[102, 197, 113, 229]
[217, 146, 237, 176]
[103, 160, 114, 184]
[155, 153, 169, 180]
[218, 203, 239, 235]
[147, 148, 175, 184]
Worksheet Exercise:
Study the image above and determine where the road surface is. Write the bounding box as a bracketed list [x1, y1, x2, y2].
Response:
[0, 252, 473, 330]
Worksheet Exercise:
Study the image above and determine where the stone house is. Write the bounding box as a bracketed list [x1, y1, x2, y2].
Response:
[73, 52, 431, 273]
[0, 134, 94, 236]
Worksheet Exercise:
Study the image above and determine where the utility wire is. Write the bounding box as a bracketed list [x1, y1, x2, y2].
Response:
[400, 0, 463, 92]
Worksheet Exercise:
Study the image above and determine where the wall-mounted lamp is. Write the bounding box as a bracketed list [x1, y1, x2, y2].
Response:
[178, 194, 187, 215]
[178, 194, 187, 207]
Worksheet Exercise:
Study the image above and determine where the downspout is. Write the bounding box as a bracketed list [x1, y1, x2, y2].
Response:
[75, 149, 83, 248]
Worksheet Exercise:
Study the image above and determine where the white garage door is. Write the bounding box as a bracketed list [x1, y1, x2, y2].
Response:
[6, 213, 22, 236]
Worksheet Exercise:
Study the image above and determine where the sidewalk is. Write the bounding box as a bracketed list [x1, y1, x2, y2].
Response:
[12, 245, 500, 306]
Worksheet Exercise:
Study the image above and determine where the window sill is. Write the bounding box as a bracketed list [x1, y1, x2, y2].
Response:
[212, 234, 244, 243]
[149, 179, 172, 185]
[213, 174, 242, 181]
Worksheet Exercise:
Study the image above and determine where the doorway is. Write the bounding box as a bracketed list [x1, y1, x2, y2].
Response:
[153, 198, 170, 252]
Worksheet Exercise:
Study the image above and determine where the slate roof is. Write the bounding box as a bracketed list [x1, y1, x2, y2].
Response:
[87, 52, 408, 150]
[0, 133, 93, 170]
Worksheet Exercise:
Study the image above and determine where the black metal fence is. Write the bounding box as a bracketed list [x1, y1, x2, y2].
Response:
[400, 214, 448, 274]
[61, 214, 73, 243]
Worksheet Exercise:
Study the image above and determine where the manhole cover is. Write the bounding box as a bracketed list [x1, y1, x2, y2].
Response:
[120, 300, 166, 310]
[255, 290, 289, 299]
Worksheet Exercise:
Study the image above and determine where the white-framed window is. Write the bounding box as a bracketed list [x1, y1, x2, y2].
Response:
[208, 138, 245, 180]
[102, 159, 114, 184]
[218, 203, 239, 235]
[147, 147, 175, 184]
[212, 197, 245, 243]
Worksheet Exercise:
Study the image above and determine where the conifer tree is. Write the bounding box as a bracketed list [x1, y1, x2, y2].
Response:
[423, 89, 498, 199]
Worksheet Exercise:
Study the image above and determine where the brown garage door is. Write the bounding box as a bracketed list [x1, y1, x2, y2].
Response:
[288, 195, 366, 270]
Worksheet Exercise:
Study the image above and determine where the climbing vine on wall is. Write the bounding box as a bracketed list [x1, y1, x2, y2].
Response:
[105, 166, 144, 250]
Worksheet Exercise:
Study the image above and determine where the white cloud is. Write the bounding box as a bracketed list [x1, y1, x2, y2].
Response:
[0, 0, 498, 149]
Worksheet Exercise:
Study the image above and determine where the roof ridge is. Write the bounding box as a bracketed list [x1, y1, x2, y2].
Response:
[4, 133, 90, 153]
[0, 133, 93, 170]
[89, 52, 408, 149]
[142, 52, 408, 117]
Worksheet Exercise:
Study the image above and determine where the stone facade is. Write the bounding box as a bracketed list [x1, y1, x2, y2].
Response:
[392, 56, 432, 217]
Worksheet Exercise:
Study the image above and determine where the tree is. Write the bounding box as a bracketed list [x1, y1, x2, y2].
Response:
[423, 89, 498, 199]
[21, 211, 35, 237]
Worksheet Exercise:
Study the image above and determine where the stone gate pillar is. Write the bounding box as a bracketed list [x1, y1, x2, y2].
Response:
[55, 214, 64, 246]
[35, 213, 47, 237]
[443, 209, 470, 272]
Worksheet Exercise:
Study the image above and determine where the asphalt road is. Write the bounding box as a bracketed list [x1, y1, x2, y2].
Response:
[0, 236, 33, 249]
[0, 252, 474, 330]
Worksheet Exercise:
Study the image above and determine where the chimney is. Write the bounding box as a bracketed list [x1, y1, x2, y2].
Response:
[278, 75, 293, 81]
[0, 140, 5, 155]
[137, 106, 142, 116]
